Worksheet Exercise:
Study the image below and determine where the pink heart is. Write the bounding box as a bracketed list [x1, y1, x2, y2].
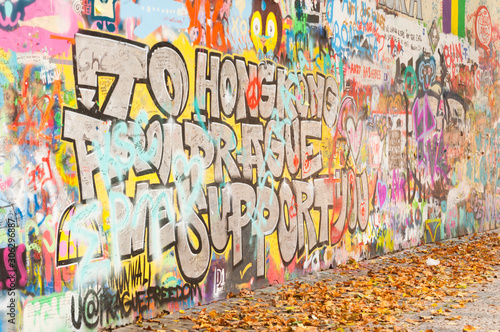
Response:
[377, 181, 387, 208]
[346, 116, 364, 162]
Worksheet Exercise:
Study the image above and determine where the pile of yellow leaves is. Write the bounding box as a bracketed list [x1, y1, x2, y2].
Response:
[148, 232, 500, 331]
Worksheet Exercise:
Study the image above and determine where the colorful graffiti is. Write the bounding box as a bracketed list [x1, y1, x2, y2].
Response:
[1, 0, 500, 330]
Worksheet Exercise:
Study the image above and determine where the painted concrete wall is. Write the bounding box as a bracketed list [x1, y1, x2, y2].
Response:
[0, 0, 498, 330]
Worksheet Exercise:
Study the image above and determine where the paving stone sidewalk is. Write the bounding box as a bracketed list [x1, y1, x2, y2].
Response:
[115, 230, 500, 332]
[400, 269, 500, 331]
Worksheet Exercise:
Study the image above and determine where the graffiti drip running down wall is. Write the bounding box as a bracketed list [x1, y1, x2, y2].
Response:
[0, 0, 499, 330]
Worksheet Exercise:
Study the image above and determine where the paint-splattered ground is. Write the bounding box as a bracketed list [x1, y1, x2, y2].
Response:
[115, 231, 500, 332]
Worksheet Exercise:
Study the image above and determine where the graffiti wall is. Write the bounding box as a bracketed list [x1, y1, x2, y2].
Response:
[0, 0, 499, 330]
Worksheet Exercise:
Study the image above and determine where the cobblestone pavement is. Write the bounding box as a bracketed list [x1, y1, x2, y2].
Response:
[400, 266, 500, 331]
[115, 231, 500, 332]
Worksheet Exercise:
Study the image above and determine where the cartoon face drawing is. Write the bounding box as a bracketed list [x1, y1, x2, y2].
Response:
[249, 0, 282, 56]
[0, 0, 36, 30]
